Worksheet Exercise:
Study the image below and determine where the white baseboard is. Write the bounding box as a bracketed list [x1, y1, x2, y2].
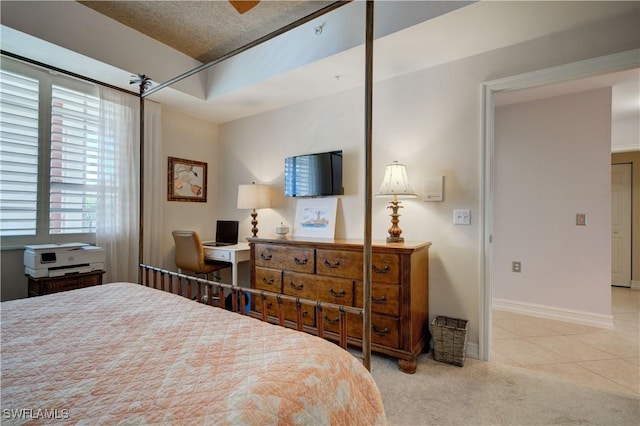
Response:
[493, 298, 614, 329]
[631, 280, 640, 291]
[466, 342, 479, 360]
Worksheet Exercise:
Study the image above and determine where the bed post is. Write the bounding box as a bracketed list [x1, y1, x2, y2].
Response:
[362, 0, 374, 372]
[133, 75, 151, 285]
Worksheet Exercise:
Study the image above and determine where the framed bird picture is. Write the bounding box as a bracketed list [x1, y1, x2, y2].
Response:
[167, 157, 207, 202]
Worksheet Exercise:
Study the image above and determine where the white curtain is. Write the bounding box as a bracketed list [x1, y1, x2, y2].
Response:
[142, 101, 164, 269]
[96, 87, 140, 283]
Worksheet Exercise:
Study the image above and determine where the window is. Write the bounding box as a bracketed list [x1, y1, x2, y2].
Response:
[0, 68, 39, 236]
[0, 57, 111, 244]
[49, 85, 101, 234]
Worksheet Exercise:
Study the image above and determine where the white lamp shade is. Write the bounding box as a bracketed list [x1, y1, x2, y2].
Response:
[377, 161, 417, 198]
[237, 183, 271, 209]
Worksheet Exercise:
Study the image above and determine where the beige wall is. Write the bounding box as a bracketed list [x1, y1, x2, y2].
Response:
[160, 108, 221, 272]
[611, 151, 640, 285]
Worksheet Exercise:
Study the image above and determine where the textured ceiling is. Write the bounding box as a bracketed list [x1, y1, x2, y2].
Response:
[78, 0, 336, 63]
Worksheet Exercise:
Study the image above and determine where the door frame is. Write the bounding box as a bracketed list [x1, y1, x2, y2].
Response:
[479, 49, 640, 361]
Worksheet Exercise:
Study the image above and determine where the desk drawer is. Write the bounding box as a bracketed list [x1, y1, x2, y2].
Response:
[206, 249, 231, 262]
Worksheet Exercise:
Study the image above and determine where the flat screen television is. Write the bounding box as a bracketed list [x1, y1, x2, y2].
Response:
[284, 150, 343, 197]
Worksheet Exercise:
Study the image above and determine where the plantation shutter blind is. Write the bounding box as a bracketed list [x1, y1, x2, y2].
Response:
[49, 85, 102, 234]
[0, 70, 39, 236]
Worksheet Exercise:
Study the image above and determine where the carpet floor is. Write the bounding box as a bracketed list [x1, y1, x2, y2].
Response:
[371, 353, 639, 426]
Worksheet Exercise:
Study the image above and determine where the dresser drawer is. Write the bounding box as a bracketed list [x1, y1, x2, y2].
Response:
[283, 272, 354, 305]
[354, 282, 400, 316]
[371, 253, 400, 284]
[321, 309, 400, 349]
[254, 244, 314, 273]
[316, 249, 400, 284]
[252, 294, 315, 327]
[254, 267, 282, 292]
[316, 249, 362, 279]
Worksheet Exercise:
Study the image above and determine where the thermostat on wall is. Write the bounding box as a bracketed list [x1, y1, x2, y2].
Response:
[422, 176, 444, 202]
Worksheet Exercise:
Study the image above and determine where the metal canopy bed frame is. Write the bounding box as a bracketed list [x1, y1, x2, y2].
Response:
[0, 2, 389, 423]
[134, 0, 377, 371]
[0, 0, 374, 370]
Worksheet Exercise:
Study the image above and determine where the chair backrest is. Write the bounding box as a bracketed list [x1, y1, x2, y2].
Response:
[172, 230, 207, 273]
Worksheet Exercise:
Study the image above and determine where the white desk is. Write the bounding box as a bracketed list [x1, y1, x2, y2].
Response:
[202, 242, 250, 287]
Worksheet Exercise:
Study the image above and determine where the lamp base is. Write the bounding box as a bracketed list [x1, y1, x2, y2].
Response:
[250, 210, 259, 238]
[386, 199, 405, 244]
[386, 235, 404, 243]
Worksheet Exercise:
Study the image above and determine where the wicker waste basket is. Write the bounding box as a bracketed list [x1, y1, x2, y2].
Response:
[431, 316, 468, 367]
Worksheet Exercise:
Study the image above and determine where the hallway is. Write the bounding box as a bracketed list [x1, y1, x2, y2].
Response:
[492, 287, 639, 396]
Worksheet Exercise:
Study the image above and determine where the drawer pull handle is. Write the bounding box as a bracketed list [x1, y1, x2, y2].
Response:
[289, 282, 304, 291]
[373, 326, 390, 336]
[323, 259, 341, 268]
[373, 264, 390, 274]
[323, 315, 339, 325]
[260, 253, 273, 261]
[372, 295, 387, 304]
[294, 257, 308, 265]
[329, 288, 346, 298]
[261, 277, 274, 285]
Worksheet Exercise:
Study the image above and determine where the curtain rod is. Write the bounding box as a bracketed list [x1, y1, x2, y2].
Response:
[1, 51, 139, 97]
[142, 0, 351, 98]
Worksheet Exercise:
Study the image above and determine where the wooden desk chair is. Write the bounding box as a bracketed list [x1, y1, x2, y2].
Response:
[172, 230, 230, 283]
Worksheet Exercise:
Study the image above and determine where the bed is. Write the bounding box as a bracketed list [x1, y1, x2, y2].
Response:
[0, 281, 386, 424]
[2, 3, 386, 424]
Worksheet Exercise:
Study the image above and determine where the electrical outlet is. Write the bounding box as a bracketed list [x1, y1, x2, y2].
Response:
[576, 213, 587, 226]
[512, 261, 521, 273]
[453, 209, 471, 225]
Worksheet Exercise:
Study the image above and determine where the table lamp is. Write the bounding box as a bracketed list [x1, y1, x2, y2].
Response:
[237, 182, 271, 237]
[376, 161, 417, 243]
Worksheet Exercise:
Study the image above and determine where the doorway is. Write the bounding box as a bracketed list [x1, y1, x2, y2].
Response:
[611, 163, 632, 287]
[480, 50, 640, 361]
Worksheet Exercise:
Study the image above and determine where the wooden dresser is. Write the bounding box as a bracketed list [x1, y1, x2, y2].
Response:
[248, 237, 430, 373]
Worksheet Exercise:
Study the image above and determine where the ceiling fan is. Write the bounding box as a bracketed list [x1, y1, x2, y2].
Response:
[229, 1, 260, 14]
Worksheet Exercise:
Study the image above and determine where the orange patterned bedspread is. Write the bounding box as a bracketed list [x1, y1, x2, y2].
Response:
[1, 283, 386, 425]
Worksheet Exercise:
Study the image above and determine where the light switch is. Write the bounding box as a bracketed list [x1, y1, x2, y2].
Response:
[453, 209, 471, 225]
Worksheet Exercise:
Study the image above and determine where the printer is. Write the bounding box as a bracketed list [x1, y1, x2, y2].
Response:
[24, 243, 105, 278]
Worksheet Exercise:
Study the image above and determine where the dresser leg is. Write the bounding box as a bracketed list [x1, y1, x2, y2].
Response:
[397, 357, 417, 374]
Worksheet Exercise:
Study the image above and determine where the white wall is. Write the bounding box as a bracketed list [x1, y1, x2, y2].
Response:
[493, 89, 613, 316]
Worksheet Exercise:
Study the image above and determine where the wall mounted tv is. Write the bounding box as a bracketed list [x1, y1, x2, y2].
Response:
[284, 150, 343, 197]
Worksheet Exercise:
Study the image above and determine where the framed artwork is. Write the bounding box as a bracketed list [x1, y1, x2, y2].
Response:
[167, 156, 207, 202]
[294, 197, 338, 239]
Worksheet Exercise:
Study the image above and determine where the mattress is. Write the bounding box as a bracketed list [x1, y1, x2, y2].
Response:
[1, 283, 386, 425]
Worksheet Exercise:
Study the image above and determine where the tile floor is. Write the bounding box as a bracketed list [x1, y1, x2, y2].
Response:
[492, 286, 640, 396]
